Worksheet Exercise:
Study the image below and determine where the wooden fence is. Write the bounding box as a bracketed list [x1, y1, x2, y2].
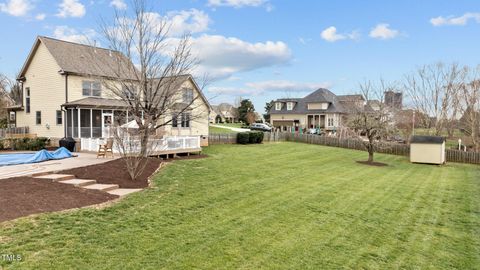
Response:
[209, 132, 480, 165]
[209, 132, 283, 145]
[0, 127, 29, 138]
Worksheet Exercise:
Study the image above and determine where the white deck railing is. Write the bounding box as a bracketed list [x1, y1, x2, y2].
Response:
[80, 136, 201, 154]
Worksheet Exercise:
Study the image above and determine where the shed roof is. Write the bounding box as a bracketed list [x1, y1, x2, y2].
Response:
[410, 135, 445, 144]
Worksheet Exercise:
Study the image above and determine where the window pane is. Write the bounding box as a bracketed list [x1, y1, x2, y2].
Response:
[26, 97, 30, 113]
[172, 114, 178, 127]
[82, 81, 91, 96]
[80, 109, 91, 138]
[92, 82, 101, 97]
[56, 110, 62, 125]
[36, 111, 41, 125]
[67, 109, 72, 137]
[92, 110, 102, 138]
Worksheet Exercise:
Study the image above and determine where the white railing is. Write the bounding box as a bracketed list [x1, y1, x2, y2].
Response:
[80, 136, 201, 154]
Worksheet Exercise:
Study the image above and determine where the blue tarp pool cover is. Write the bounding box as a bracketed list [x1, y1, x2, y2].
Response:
[0, 147, 73, 166]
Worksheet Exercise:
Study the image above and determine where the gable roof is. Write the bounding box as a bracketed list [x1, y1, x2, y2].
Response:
[269, 88, 345, 114]
[19, 36, 138, 80]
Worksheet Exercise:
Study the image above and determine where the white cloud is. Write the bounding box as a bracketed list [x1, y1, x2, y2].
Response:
[35, 13, 45, 20]
[0, 0, 33, 16]
[430, 12, 480, 26]
[57, 0, 86, 18]
[369, 23, 399, 40]
[208, 80, 331, 96]
[320, 26, 359, 42]
[186, 35, 291, 80]
[110, 0, 126, 10]
[166, 9, 210, 36]
[53, 25, 97, 44]
[208, 0, 267, 8]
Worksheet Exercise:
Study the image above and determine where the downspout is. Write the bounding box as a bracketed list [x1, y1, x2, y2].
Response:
[64, 73, 69, 137]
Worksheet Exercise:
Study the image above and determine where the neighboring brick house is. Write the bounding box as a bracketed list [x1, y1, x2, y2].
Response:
[268, 88, 364, 133]
[8, 36, 211, 145]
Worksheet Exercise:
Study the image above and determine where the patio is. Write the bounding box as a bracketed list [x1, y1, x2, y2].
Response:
[0, 152, 116, 179]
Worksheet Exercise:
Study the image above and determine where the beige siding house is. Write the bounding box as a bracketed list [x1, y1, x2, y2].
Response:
[10, 36, 211, 145]
[268, 89, 363, 134]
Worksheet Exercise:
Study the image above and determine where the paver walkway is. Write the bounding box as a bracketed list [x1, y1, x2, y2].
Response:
[33, 173, 142, 197]
[0, 153, 116, 179]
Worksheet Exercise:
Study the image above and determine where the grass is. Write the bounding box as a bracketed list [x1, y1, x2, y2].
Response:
[214, 122, 244, 128]
[1, 143, 479, 269]
[209, 126, 239, 134]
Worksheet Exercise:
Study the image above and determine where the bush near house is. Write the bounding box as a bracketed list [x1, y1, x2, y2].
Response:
[237, 131, 264, 144]
[0, 137, 49, 151]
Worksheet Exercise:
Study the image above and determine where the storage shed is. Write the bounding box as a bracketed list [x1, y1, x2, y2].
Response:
[410, 136, 446, 164]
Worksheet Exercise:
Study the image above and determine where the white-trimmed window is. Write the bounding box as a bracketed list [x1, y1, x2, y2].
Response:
[9, 111, 15, 121]
[183, 88, 194, 103]
[275, 102, 282, 110]
[328, 117, 334, 126]
[82, 81, 101, 97]
[287, 102, 294, 110]
[122, 85, 136, 100]
[172, 112, 191, 128]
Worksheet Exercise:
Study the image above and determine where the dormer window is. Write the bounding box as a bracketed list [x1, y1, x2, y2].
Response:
[287, 102, 294, 110]
[275, 102, 282, 110]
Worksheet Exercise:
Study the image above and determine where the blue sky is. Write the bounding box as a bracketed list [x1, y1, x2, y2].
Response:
[1, 0, 479, 112]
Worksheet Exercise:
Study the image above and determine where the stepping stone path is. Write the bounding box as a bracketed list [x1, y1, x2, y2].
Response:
[33, 173, 142, 197]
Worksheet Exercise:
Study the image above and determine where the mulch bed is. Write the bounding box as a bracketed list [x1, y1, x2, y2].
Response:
[61, 155, 207, 188]
[0, 154, 207, 223]
[61, 158, 162, 189]
[356, 160, 388, 167]
[0, 177, 117, 223]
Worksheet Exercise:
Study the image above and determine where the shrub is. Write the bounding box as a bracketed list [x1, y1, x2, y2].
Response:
[237, 132, 264, 144]
[10, 137, 49, 151]
[237, 132, 250, 144]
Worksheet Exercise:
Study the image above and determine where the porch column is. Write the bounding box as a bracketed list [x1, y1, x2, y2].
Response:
[70, 108, 74, 137]
[77, 108, 81, 138]
[90, 109, 93, 138]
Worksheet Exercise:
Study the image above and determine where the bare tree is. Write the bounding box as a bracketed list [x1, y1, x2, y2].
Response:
[403, 63, 466, 136]
[459, 66, 480, 151]
[92, 0, 209, 179]
[348, 80, 395, 163]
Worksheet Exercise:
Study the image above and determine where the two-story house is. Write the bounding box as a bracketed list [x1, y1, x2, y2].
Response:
[9, 36, 211, 146]
[268, 88, 364, 133]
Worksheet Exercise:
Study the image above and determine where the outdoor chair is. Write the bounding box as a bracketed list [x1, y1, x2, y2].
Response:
[97, 138, 114, 158]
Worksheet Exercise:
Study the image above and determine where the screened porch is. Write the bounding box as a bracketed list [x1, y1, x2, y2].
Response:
[65, 108, 133, 138]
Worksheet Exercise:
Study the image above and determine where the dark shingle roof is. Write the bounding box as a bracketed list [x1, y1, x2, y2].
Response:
[337, 94, 364, 102]
[410, 136, 445, 144]
[62, 97, 128, 108]
[19, 36, 138, 80]
[269, 88, 345, 114]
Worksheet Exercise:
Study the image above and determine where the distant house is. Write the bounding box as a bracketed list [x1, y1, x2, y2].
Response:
[209, 103, 238, 123]
[268, 88, 364, 133]
[8, 36, 211, 145]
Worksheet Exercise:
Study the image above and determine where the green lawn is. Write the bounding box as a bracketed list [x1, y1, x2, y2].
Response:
[209, 126, 238, 134]
[215, 123, 244, 128]
[1, 143, 479, 269]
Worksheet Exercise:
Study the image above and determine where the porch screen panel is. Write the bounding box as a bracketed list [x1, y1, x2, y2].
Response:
[73, 109, 79, 138]
[80, 109, 91, 138]
[92, 110, 102, 138]
[114, 111, 127, 126]
[66, 109, 72, 137]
